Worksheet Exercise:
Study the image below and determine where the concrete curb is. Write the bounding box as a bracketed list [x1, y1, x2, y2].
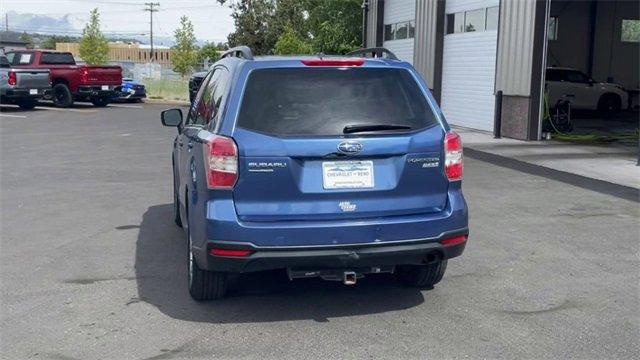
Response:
[465, 147, 639, 202]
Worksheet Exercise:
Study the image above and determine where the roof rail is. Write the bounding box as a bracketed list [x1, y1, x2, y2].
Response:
[220, 46, 254, 60]
[346, 47, 398, 60]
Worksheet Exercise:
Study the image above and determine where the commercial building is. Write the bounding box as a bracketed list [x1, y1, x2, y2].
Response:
[55, 42, 174, 65]
[364, 0, 639, 140]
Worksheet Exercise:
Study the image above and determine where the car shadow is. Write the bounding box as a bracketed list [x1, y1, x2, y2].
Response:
[134, 204, 426, 323]
[35, 100, 97, 109]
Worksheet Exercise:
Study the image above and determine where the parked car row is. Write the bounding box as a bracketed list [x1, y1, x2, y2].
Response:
[1, 50, 146, 110]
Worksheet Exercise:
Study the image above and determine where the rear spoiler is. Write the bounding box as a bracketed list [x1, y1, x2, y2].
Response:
[346, 47, 399, 60]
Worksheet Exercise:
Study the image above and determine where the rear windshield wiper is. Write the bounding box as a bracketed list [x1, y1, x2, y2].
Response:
[343, 124, 412, 134]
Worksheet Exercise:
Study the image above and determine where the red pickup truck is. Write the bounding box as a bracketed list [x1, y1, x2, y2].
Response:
[5, 50, 122, 107]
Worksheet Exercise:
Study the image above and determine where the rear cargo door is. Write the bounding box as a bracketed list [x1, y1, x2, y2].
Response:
[232, 67, 448, 222]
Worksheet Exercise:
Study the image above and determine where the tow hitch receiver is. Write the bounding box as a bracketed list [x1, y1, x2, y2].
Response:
[287, 266, 394, 285]
[343, 271, 357, 285]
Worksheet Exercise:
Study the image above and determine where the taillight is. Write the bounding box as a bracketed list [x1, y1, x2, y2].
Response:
[444, 131, 463, 181]
[301, 58, 364, 66]
[439, 235, 467, 246]
[203, 135, 238, 189]
[209, 248, 251, 257]
[7, 71, 16, 86]
[79, 68, 89, 83]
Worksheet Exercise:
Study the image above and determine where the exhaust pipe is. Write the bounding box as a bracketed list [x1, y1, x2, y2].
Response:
[343, 271, 357, 285]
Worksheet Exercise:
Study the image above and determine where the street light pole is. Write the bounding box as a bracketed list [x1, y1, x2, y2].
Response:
[144, 2, 159, 62]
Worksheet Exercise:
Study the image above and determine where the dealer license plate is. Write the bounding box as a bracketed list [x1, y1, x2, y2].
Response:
[29, 89, 37, 95]
[322, 160, 374, 189]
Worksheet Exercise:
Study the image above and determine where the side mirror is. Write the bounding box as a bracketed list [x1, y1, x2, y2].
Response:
[161, 108, 183, 131]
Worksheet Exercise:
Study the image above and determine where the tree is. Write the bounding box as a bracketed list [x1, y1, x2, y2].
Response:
[171, 16, 198, 77]
[79, 8, 109, 65]
[19, 32, 34, 49]
[198, 42, 221, 65]
[226, 0, 277, 55]
[272, 0, 308, 40]
[274, 26, 313, 55]
[306, 0, 362, 54]
[222, 0, 362, 55]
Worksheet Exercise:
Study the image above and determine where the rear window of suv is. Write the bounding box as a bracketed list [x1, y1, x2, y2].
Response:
[236, 67, 438, 136]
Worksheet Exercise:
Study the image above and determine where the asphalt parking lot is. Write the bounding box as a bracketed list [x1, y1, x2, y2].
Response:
[1, 103, 638, 359]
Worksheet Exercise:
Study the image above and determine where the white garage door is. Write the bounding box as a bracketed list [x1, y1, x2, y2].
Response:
[441, 0, 499, 132]
[382, 0, 416, 64]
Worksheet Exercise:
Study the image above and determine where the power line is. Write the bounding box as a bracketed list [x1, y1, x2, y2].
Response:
[144, 2, 159, 62]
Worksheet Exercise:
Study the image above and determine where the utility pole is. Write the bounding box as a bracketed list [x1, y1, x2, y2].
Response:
[144, 2, 159, 62]
[5, 13, 8, 31]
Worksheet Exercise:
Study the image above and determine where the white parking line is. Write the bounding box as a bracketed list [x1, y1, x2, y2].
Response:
[0, 113, 27, 118]
[34, 106, 97, 113]
[108, 104, 145, 109]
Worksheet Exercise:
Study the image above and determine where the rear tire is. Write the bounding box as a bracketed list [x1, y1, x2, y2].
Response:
[597, 94, 621, 114]
[18, 99, 37, 110]
[91, 97, 110, 107]
[396, 260, 448, 288]
[188, 227, 227, 300]
[52, 83, 73, 108]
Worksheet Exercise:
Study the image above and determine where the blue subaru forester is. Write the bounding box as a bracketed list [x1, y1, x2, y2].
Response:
[161, 47, 468, 300]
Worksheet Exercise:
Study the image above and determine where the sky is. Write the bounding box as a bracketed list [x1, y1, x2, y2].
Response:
[0, 0, 235, 44]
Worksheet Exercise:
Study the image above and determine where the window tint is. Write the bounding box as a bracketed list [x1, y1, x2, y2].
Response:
[193, 70, 219, 126]
[4, 52, 15, 64]
[40, 52, 75, 65]
[237, 68, 438, 137]
[621, 19, 640, 42]
[486, 6, 499, 30]
[465, 8, 485, 32]
[199, 67, 229, 128]
[7, 52, 33, 65]
[187, 71, 213, 126]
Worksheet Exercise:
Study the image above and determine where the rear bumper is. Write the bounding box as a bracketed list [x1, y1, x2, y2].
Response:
[202, 229, 468, 273]
[76, 85, 115, 97]
[2, 87, 49, 99]
[193, 188, 469, 273]
[116, 91, 146, 99]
